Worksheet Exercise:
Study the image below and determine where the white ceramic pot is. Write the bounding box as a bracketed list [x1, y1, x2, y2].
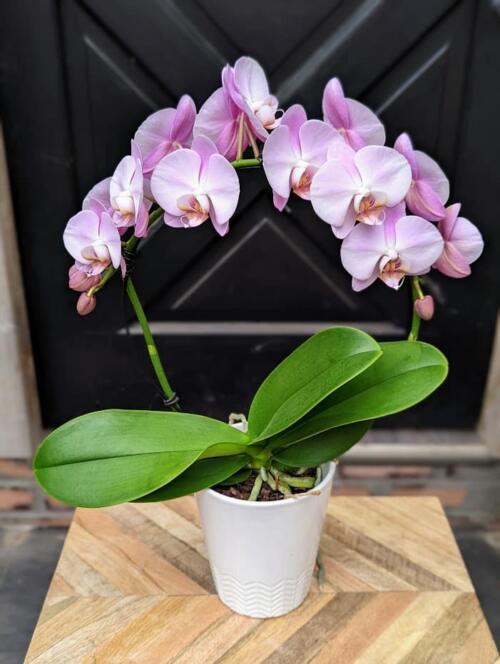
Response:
[196, 462, 335, 618]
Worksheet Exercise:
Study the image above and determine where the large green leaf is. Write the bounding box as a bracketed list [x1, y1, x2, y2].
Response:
[134, 455, 250, 502]
[269, 341, 447, 445]
[248, 327, 381, 442]
[273, 421, 372, 467]
[34, 410, 249, 507]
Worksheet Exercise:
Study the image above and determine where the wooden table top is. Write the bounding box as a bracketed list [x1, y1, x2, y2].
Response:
[25, 496, 498, 663]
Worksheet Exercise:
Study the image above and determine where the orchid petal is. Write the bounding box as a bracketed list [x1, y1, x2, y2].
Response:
[434, 204, 483, 276]
[110, 156, 136, 201]
[299, 120, 342, 166]
[233, 56, 270, 107]
[134, 108, 176, 171]
[194, 87, 241, 159]
[340, 223, 388, 280]
[394, 133, 418, 173]
[262, 125, 299, 199]
[447, 216, 484, 264]
[281, 104, 307, 152]
[352, 273, 378, 291]
[394, 216, 444, 274]
[273, 191, 288, 211]
[355, 146, 411, 205]
[134, 204, 149, 238]
[346, 98, 385, 148]
[171, 94, 196, 145]
[163, 211, 186, 228]
[98, 212, 122, 268]
[150, 149, 201, 216]
[202, 154, 240, 228]
[382, 202, 407, 247]
[438, 203, 460, 239]
[310, 156, 360, 233]
[83, 178, 111, 215]
[63, 210, 101, 263]
[414, 150, 449, 206]
[191, 135, 219, 178]
[434, 242, 472, 278]
[322, 78, 350, 129]
[130, 139, 143, 163]
[406, 179, 447, 221]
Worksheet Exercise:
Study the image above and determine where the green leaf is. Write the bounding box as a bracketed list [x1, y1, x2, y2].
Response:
[217, 467, 252, 486]
[33, 409, 249, 508]
[248, 327, 381, 442]
[273, 421, 372, 467]
[271, 341, 447, 444]
[134, 455, 250, 501]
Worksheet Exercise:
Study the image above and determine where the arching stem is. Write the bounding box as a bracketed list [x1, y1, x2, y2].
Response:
[125, 276, 179, 411]
[408, 276, 423, 342]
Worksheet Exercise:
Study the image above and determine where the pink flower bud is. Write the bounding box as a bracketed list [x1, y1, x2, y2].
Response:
[68, 265, 100, 292]
[414, 294, 435, 321]
[76, 293, 96, 316]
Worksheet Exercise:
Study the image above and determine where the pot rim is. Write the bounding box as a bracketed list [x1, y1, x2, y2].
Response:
[200, 461, 336, 508]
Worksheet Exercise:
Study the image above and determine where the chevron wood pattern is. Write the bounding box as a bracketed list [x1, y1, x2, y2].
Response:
[25, 497, 498, 663]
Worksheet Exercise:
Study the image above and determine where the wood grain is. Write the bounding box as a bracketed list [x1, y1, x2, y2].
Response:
[24, 497, 498, 663]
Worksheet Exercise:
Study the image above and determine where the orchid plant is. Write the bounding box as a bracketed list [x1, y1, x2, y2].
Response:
[34, 57, 483, 506]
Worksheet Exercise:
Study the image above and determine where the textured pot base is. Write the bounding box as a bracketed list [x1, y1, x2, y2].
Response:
[211, 564, 314, 618]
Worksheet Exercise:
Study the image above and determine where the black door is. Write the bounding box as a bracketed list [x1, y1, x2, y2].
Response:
[1, 0, 498, 428]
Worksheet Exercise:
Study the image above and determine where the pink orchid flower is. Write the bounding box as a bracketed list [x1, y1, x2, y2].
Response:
[150, 135, 240, 236]
[109, 141, 149, 237]
[340, 205, 444, 291]
[310, 144, 412, 238]
[134, 95, 196, 174]
[322, 78, 385, 150]
[262, 104, 342, 211]
[63, 209, 122, 276]
[194, 57, 279, 159]
[394, 133, 449, 221]
[433, 203, 484, 278]
[83, 142, 150, 238]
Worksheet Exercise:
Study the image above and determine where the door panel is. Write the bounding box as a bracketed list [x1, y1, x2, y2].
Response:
[0, 0, 498, 428]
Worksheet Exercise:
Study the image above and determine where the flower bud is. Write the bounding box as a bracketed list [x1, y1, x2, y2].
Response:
[68, 265, 99, 292]
[414, 294, 434, 321]
[76, 293, 96, 316]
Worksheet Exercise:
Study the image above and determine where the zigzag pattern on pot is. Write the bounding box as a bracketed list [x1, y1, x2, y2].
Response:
[211, 565, 314, 618]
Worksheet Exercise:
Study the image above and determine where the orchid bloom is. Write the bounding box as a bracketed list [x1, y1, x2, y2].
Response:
[311, 144, 412, 238]
[194, 57, 279, 160]
[109, 142, 149, 237]
[63, 209, 122, 276]
[340, 205, 444, 291]
[150, 135, 240, 236]
[394, 133, 449, 221]
[134, 95, 196, 174]
[262, 104, 342, 211]
[322, 78, 385, 150]
[83, 142, 150, 237]
[433, 203, 484, 278]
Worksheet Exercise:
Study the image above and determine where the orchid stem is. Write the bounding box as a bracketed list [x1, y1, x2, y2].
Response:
[125, 276, 179, 411]
[231, 157, 261, 169]
[408, 276, 422, 342]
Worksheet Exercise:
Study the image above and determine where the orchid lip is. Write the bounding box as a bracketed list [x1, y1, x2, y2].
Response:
[177, 193, 210, 225]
